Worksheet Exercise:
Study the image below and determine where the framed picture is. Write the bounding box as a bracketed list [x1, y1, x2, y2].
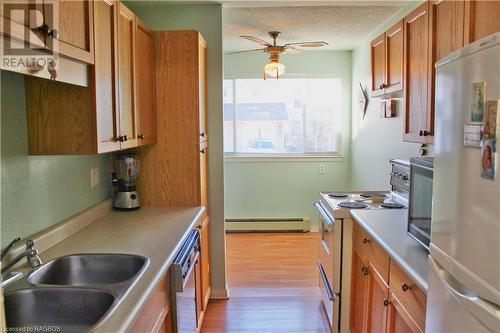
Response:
[471, 81, 485, 123]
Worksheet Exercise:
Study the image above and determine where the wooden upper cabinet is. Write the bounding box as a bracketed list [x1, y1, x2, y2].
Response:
[93, 0, 120, 153]
[135, 18, 157, 146]
[116, 2, 137, 149]
[430, 0, 465, 63]
[403, 2, 431, 144]
[44, 0, 94, 64]
[385, 20, 404, 94]
[199, 36, 208, 142]
[370, 21, 404, 97]
[370, 32, 386, 96]
[0, 0, 45, 48]
[464, 0, 500, 44]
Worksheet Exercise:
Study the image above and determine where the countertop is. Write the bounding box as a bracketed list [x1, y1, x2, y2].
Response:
[350, 209, 429, 292]
[12, 206, 204, 333]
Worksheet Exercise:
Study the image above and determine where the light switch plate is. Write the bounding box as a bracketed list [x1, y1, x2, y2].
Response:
[319, 164, 325, 174]
[90, 168, 100, 188]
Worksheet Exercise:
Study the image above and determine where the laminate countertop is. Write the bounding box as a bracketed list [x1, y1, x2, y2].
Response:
[350, 209, 429, 292]
[9, 206, 204, 333]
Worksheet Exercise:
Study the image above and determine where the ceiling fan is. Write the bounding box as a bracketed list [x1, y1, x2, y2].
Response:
[227, 31, 329, 79]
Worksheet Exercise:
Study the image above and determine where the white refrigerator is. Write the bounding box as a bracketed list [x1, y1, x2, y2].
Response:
[427, 32, 500, 332]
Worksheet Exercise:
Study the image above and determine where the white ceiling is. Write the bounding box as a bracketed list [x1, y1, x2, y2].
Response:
[223, 3, 404, 52]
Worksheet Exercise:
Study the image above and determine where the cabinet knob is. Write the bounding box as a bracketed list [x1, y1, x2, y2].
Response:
[361, 266, 369, 276]
[138, 134, 144, 140]
[423, 130, 429, 136]
[419, 130, 424, 136]
[200, 132, 205, 138]
[48, 28, 58, 39]
[383, 299, 390, 307]
[200, 148, 206, 154]
[402, 283, 411, 292]
[362, 238, 370, 244]
[118, 135, 128, 142]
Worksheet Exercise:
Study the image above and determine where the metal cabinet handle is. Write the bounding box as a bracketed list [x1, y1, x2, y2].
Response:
[200, 132, 205, 138]
[423, 130, 429, 136]
[362, 238, 370, 244]
[318, 262, 336, 301]
[384, 299, 390, 307]
[402, 283, 411, 292]
[314, 202, 334, 226]
[118, 135, 128, 142]
[361, 266, 369, 276]
[419, 130, 424, 136]
[48, 28, 58, 39]
[138, 134, 144, 140]
[39, 24, 58, 39]
[200, 148, 205, 154]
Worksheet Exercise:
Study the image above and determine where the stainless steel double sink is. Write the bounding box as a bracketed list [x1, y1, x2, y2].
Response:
[4, 254, 148, 333]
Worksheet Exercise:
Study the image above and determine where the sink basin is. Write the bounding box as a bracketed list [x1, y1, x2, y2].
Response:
[5, 288, 114, 332]
[29, 254, 147, 286]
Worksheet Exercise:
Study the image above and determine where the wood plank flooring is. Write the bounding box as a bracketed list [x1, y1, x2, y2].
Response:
[201, 232, 332, 333]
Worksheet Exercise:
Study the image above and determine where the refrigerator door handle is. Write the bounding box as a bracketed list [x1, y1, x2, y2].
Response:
[430, 258, 500, 332]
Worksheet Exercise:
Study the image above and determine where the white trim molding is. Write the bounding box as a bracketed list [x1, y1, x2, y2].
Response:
[224, 154, 344, 162]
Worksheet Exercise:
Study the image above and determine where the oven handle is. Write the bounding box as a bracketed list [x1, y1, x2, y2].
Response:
[314, 202, 334, 226]
[317, 261, 336, 301]
[182, 251, 200, 289]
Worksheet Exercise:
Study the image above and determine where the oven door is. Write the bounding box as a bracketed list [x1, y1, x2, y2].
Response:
[315, 202, 341, 332]
[408, 162, 433, 249]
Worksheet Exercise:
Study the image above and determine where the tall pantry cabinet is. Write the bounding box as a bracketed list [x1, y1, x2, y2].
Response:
[137, 30, 211, 317]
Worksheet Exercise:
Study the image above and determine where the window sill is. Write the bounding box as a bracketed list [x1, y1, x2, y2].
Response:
[224, 154, 344, 162]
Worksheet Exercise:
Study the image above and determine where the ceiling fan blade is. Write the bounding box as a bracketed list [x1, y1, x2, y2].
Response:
[226, 48, 265, 55]
[284, 41, 329, 48]
[284, 47, 302, 54]
[240, 35, 272, 46]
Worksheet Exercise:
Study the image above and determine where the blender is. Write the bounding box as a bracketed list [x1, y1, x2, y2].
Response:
[112, 153, 141, 210]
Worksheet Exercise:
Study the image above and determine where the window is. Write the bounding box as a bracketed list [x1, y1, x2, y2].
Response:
[224, 78, 342, 156]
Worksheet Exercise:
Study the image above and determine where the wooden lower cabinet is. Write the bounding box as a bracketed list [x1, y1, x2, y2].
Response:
[350, 223, 426, 333]
[199, 217, 211, 311]
[130, 271, 173, 333]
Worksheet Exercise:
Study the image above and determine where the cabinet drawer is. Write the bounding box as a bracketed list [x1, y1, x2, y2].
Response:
[353, 223, 390, 285]
[389, 262, 426, 332]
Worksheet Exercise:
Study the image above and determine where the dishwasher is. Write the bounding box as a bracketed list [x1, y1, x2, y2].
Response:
[170, 229, 202, 333]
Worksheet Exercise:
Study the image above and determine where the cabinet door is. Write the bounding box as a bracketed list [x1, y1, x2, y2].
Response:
[385, 20, 404, 93]
[464, 0, 500, 44]
[199, 217, 211, 311]
[366, 264, 389, 333]
[387, 292, 419, 333]
[403, 2, 430, 143]
[371, 32, 386, 96]
[44, 0, 94, 64]
[350, 252, 369, 333]
[198, 36, 208, 142]
[117, 2, 138, 149]
[93, 0, 120, 153]
[135, 18, 156, 146]
[0, 0, 45, 48]
[430, 0, 465, 62]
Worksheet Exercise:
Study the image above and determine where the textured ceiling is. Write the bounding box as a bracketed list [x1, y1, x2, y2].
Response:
[223, 5, 403, 51]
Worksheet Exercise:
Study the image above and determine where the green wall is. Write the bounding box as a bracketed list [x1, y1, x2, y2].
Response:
[125, 2, 226, 295]
[224, 51, 353, 229]
[350, 1, 427, 189]
[1, 71, 112, 247]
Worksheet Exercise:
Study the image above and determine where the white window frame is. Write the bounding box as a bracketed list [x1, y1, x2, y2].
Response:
[223, 75, 344, 160]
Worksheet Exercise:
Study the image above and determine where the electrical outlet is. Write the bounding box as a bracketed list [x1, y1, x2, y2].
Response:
[90, 168, 100, 188]
[319, 164, 325, 174]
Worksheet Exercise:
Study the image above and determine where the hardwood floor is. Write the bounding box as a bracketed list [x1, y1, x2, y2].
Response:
[201, 232, 332, 333]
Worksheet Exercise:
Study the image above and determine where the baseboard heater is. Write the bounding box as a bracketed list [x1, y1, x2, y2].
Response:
[225, 217, 311, 233]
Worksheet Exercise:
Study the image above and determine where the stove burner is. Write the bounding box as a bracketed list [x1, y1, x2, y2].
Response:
[360, 192, 387, 198]
[381, 202, 405, 209]
[328, 193, 349, 198]
[338, 201, 368, 209]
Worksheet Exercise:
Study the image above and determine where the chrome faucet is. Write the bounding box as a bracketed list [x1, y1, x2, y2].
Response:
[1, 239, 42, 275]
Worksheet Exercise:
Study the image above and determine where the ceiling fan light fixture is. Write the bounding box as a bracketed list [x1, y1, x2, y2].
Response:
[264, 58, 285, 78]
